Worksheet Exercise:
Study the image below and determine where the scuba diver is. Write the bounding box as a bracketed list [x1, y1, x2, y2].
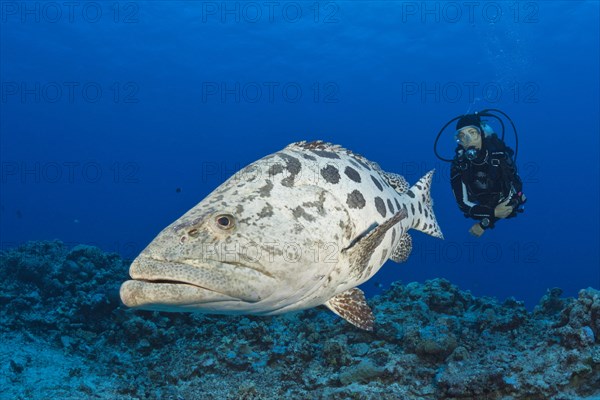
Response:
[434, 109, 527, 237]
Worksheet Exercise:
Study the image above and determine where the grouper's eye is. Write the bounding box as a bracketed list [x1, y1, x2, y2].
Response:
[215, 214, 235, 230]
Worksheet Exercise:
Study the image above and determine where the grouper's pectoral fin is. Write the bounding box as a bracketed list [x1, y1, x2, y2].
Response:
[324, 287, 374, 331]
[341, 208, 408, 278]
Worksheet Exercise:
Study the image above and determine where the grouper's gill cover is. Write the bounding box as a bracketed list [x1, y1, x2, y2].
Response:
[120, 141, 443, 330]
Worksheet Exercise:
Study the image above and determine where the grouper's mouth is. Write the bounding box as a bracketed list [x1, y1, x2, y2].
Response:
[119, 257, 276, 310]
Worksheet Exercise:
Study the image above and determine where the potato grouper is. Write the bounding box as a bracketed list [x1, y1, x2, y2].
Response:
[120, 141, 443, 330]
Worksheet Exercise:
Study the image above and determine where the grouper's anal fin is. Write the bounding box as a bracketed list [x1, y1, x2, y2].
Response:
[325, 287, 374, 331]
[390, 232, 412, 263]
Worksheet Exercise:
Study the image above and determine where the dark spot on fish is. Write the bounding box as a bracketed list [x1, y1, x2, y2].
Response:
[387, 199, 394, 214]
[311, 150, 340, 159]
[395, 198, 401, 210]
[321, 165, 340, 184]
[241, 194, 258, 203]
[259, 180, 274, 198]
[303, 154, 317, 161]
[236, 204, 244, 214]
[268, 163, 284, 177]
[391, 228, 396, 244]
[415, 218, 420, 228]
[371, 175, 383, 191]
[302, 191, 327, 215]
[354, 157, 372, 170]
[238, 216, 253, 225]
[424, 207, 429, 218]
[292, 206, 315, 222]
[292, 223, 305, 234]
[374, 197, 386, 218]
[258, 203, 273, 218]
[209, 194, 224, 204]
[410, 203, 415, 215]
[406, 190, 415, 198]
[278, 153, 301, 175]
[281, 176, 295, 187]
[418, 201, 422, 213]
[348, 159, 362, 170]
[347, 190, 366, 209]
[344, 166, 361, 183]
[277, 153, 302, 187]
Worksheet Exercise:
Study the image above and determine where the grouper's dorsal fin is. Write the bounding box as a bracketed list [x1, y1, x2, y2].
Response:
[381, 171, 410, 194]
[324, 287, 374, 331]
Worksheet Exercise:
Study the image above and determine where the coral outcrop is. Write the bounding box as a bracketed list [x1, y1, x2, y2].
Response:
[1, 241, 598, 399]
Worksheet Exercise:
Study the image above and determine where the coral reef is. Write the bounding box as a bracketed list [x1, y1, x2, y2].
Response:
[1, 241, 599, 399]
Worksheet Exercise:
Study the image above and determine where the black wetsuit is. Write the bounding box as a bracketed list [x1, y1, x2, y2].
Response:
[450, 134, 523, 229]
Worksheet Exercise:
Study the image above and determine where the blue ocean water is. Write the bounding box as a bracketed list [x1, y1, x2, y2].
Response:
[1, 0, 598, 313]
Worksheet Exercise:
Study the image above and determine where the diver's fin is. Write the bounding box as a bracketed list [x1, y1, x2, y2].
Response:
[325, 288, 374, 331]
[390, 232, 412, 263]
[407, 170, 444, 239]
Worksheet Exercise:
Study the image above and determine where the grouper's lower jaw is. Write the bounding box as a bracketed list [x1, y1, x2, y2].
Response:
[126, 256, 276, 303]
[119, 280, 242, 311]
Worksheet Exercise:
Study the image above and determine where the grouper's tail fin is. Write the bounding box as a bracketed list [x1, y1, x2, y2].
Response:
[409, 170, 444, 239]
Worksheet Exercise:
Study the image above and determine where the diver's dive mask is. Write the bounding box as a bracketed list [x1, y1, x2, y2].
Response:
[455, 126, 481, 147]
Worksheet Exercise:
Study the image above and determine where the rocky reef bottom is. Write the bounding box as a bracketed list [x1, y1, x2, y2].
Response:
[1, 240, 599, 399]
